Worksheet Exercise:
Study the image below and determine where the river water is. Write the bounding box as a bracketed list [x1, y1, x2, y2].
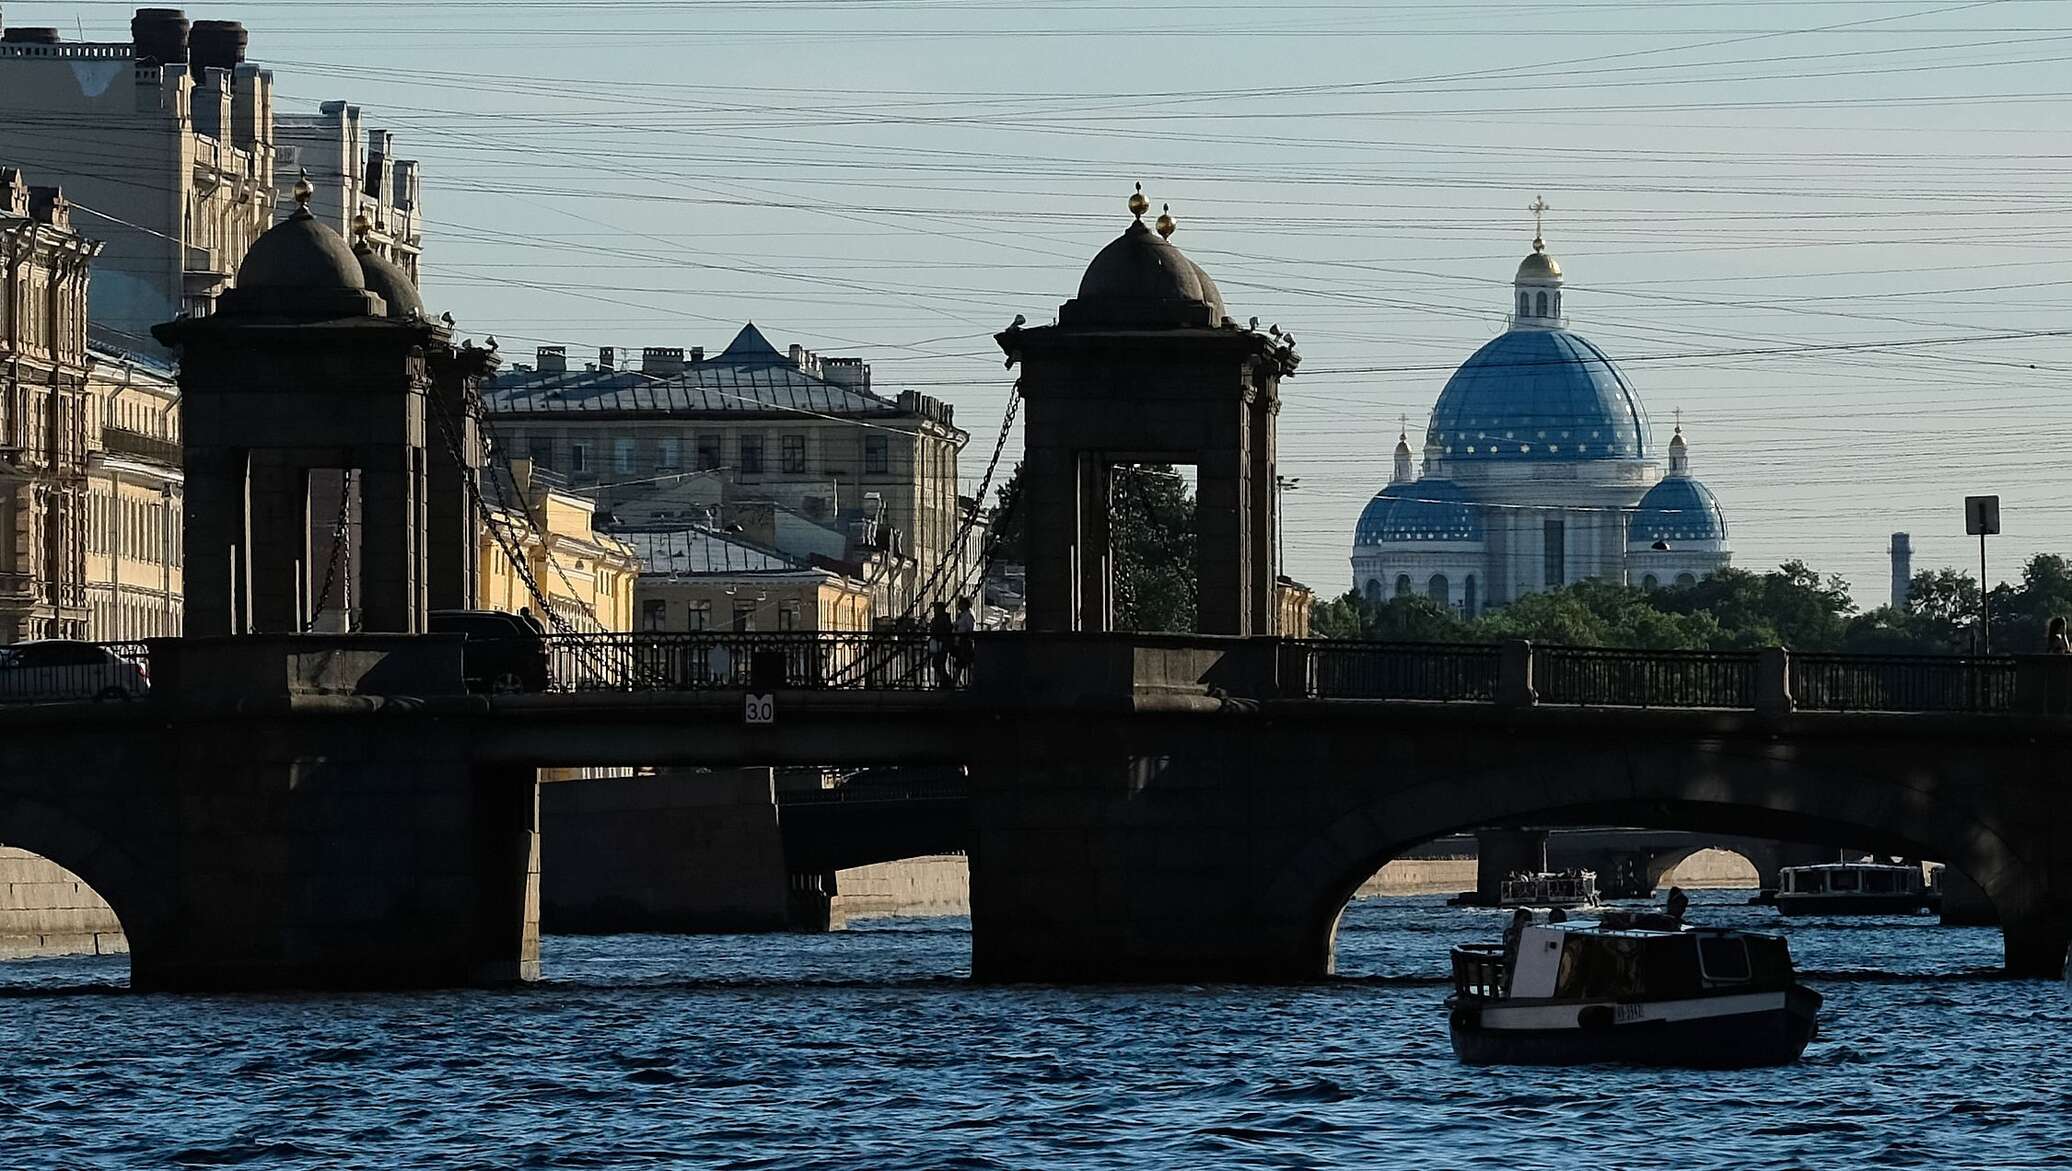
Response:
[1, 890, 2065, 1169]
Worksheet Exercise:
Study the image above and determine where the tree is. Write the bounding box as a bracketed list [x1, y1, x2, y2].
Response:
[985, 462, 1198, 634]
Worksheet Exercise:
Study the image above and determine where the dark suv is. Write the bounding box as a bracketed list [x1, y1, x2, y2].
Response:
[430, 609, 553, 694]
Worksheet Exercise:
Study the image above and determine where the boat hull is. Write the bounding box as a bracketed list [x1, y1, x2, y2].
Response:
[1449, 986, 1821, 1068]
[1774, 893, 1932, 916]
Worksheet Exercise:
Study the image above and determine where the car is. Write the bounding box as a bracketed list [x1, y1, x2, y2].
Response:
[0, 640, 150, 704]
[429, 609, 553, 694]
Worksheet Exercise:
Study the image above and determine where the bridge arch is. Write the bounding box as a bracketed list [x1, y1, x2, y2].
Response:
[0, 797, 166, 970]
[1260, 745, 2060, 977]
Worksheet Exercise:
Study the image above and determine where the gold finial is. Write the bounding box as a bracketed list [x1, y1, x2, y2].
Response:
[1128, 182, 1149, 220]
[1529, 194, 1551, 252]
[1155, 203, 1175, 239]
[351, 211, 372, 241]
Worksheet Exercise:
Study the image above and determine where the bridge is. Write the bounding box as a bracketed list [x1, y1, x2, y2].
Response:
[1, 631, 2067, 989]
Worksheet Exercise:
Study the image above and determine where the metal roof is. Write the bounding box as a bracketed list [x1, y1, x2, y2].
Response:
[622, 526, 804, 575]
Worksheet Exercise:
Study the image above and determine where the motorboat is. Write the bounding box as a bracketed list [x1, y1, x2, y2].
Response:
[1773, 861, 1934, 916]
[1498, 870, 1600, 910]
[1447, 914, 1822, 1067]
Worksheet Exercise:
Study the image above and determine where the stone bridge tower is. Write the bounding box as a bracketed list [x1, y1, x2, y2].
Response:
[155, 181, 489, 635]
[998, 190, 1299, 635]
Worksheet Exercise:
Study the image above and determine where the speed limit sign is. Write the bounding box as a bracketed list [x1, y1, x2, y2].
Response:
[744, 693, 776, 725]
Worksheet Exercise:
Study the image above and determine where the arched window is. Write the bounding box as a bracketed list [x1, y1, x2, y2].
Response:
[1642, 574, 1660, 591]
[1518, 292, 1530, 317]
[1427, 574, 1450, 609]
[1394, 574, 1412, 599]
[1535, 291, 1549, 317]
[1364, 578, 1383, 606]
[1463, 575, 1478, 619]
[1675, 572, 1697, 588]
[1552, 291, 1561, 317]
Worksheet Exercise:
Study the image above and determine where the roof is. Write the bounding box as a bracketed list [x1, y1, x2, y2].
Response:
[1064, 218, 1227, 328]
[1355, 478, 1483, 545]
[621, 526, 806, 575]
[1630, 474, 1728, 544]
[483, 323, 912, 420]
[237, 207, 364, 293]
[1428, 328, 1651, 462]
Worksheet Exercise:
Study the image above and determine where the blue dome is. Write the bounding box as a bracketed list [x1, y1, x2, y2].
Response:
[1427, 329, 1650, 461]
[1356, 479, 1483, 544]
[1631, 476, 1727, 543]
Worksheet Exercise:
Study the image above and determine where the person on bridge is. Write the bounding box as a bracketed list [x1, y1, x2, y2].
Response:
[951, 597, 977, 684]
[2047, 616, 2070, 654]
[928, 602, 954, 689]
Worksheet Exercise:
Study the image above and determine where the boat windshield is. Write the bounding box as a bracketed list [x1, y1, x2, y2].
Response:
[1554, 934, 1700, 1000]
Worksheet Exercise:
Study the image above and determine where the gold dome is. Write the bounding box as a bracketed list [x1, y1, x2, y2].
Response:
[1516, 239, 1562, 281]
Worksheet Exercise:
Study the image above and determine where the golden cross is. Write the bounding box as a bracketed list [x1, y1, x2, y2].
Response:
[1529, 194, 1551, 242]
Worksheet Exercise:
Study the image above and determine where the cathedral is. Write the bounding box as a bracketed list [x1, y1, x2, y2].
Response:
[1350, 220, 1731, 616]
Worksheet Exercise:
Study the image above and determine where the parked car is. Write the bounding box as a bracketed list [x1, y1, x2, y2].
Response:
[429, 609, 553, 694]
[0, 640, 150, 704]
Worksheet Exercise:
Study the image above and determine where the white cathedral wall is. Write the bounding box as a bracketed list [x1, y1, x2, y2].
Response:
[1350, 542, 1487, 614]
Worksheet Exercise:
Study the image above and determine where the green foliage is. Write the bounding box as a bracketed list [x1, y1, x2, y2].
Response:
[985, 462, 1197, 634]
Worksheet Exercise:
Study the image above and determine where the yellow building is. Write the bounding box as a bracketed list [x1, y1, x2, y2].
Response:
[478, 460, 637, 633]
[623, 526, 875, 635]
[83, 349, 184, 640]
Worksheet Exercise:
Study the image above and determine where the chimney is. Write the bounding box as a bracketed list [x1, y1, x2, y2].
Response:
[189, 19, 246, 74]
[822, 356, 870, 394]
[689, 346, 704, 363]
[598, 346, 615, 372]
[1890, 532, 1914, 611]
[642, 347, 685, 377]
[130, 8, 189, 64]
[536, 346, 566, 375]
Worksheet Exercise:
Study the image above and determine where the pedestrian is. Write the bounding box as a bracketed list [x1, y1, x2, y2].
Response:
[928, 601, 953, 688]
[950, 596, 977, 684]
[1666, 885, 1689, 923]
[2047, 616, 2071, 654]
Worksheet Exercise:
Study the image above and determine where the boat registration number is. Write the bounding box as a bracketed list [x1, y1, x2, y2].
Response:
[1614, 1004, 1647, 1024]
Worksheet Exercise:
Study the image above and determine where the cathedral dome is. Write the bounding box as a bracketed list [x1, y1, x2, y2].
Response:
[1355, 479, 1483, 545]
[1630, 475, 1727, 544]
[1427, 329, 1650, 462]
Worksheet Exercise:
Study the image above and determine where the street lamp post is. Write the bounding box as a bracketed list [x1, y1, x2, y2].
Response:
[1965, 494, 2000, 655]
[1275, 474, 1301, 581]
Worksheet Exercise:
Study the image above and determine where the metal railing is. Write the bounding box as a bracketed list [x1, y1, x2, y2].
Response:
[1790, 652, 2017, 714]
[537, 631, 953, 693]
[1304, 640, 1501, 702]
[1537, 646, 1758, 709]
[0, 639, 151, 705]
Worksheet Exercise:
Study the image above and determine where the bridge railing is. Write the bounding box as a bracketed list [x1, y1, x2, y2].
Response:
[1536, 646, 1759, 709]
[1300, 640, 1502, 701]
[0, 639, 152, 705]
[538, 631, 950, 693]
[1789, 652, 2017, 714]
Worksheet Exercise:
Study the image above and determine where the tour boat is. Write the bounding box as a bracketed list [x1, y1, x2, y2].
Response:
[1447, 916, 1822, 1067]
[1498, 870, 1600, 910]
[1773, 862, 1934, 916]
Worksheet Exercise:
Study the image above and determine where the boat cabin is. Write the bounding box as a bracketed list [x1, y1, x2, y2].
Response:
[1454, 924, 1797, 1003]
[1778, 863, 1924, 897]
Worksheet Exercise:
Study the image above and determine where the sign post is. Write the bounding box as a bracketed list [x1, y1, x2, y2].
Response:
[744, 693, 775, 725]
[1964, 495, 2000, 654]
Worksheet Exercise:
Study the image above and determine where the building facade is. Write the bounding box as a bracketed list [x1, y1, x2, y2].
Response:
[0, 172, 99, 643]
[484, 323, 971, 620]
[274, 101, 423, 283]
[1351, 231, 1730, 613]
[624, 527, 875, 635]
[478, 460, 637, 633]
[83, 348, 183, 639]
[0, 11, 275, 350]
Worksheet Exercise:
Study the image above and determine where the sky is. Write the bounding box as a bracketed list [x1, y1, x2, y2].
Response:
[15, 0, 2072, 606]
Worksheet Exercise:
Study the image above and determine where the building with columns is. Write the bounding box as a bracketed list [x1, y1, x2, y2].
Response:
[1351, 226, 1730, 613]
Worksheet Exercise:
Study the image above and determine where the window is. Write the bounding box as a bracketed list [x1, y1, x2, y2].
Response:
[1427, 574, 1450, 609]
[1697, 936, 1751, 983]
[778, 601, 800, 631]
[740, 434, 764, 475]
[1543, 519, 1565, 589]
[732, 603, 757, 633]
[1642, 574, 1659, 591]
[569, 443, 588, 473]
[782, 434, 807, 474]
[687, 601, 711, 631]
[529, 440, 552, 468]
[1676, 572, 1697, 588]
[1535, 291, 1549, 316]
[1830, 869, 1860, 892]
[1394, 574, 1412, 599]
[1364, 578, 1382, 605]
[614, 438, 635, 474]
[696, 435, 721, 471]
[864, 434, 889, 474]
[641, 599, 667, 630]
[1463, 575, 1478, 619]
[657, 437, 680, 471]
[1518, 292, 1529, 317]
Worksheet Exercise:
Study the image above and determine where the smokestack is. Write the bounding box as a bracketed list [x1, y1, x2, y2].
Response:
[130, 8, 189, 64]
[597, 346, 615, 372]
[535, 346, 566, 376]
[1890, 532, 1914, 611]
[189, 20, 247, 74]
[642, 347, 685, 377]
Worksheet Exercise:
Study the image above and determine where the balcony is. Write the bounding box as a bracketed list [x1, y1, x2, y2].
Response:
[102, 428, 182, 468]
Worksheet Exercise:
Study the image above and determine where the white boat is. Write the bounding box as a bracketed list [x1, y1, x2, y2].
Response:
[1498, 870, 1600, 909]
[1773, 862, 1934, 916]
[1447, 916, 1821, 1067]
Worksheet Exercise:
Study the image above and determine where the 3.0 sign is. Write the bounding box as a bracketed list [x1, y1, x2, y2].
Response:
[744, 693, 776, 725]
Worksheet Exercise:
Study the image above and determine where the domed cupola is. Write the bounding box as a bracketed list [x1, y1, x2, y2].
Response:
[350, 213, 425, 320]
[1060, 185, 1228, 328]
[1630, 426, 1729, 546]
[1356, 477, 1483, 546]
[1424, 199, 1652, 467]
[218, 173, 386, 320]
